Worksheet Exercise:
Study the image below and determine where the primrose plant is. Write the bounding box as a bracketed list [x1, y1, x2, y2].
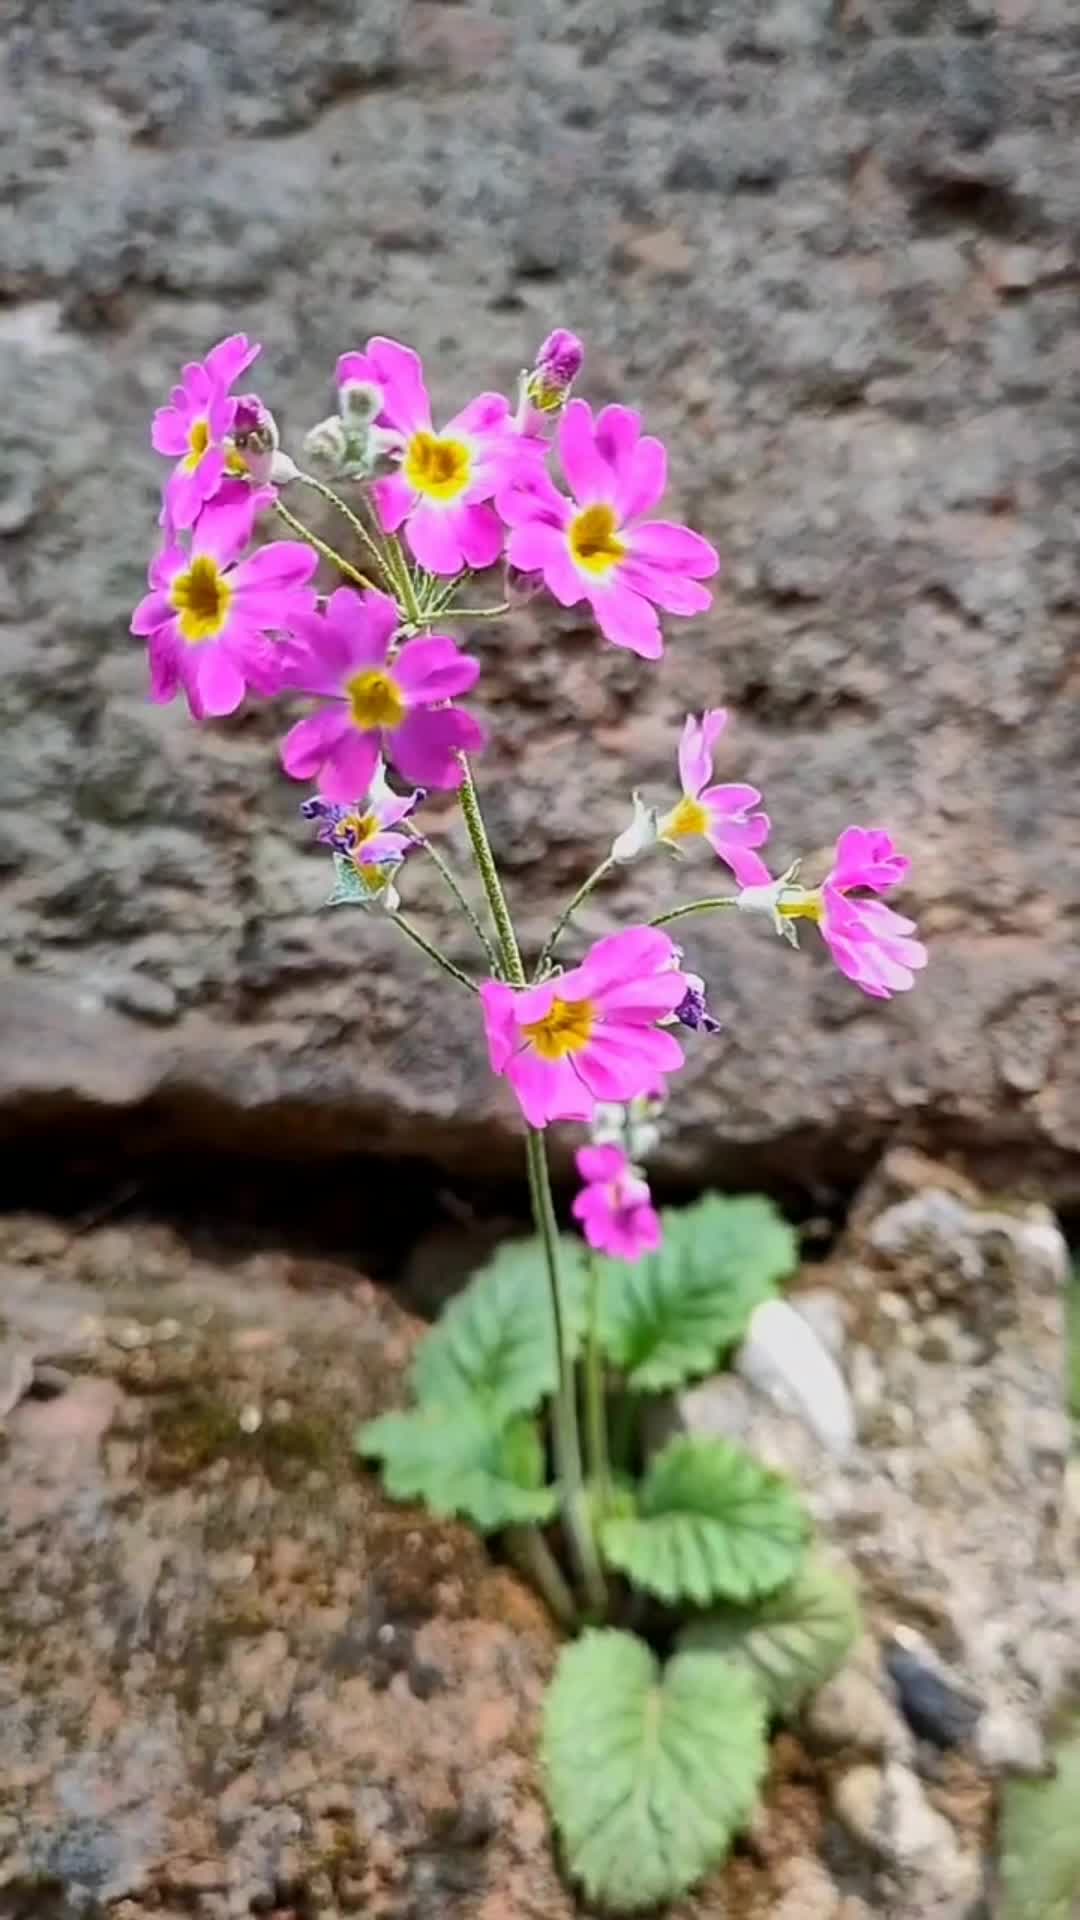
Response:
[133, 327, 926, 1910]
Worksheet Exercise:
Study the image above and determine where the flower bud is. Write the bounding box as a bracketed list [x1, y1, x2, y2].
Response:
[303, 414, 351, 477]
[228, 394, 279, 484]
[338, 378, 384, 427]
[527, 329, 584, 414]
[610, 792, 659, 865]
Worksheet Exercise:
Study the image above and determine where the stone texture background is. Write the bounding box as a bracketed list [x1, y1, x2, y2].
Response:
[3, 0, 1080, 1196]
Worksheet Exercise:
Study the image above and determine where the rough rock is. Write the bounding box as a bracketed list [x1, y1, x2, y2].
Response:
[0, 1206, 978, 1920]
[3, 3, 1080, 1194]
[669, 1150, 1078, 1913]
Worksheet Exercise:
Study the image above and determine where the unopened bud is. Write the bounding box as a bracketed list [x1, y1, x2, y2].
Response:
[303, 414, 351, 477]
[228, 394, 279, 484]
[339, 378, 384, 427]
[527, 329, 584, 414]
[610, 792, 659, 865]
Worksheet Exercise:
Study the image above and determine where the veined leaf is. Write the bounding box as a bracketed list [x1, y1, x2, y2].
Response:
[543, 1629, 767, 1912]
[600, 1435, 809, 1606]
[598, 1193, 797, 1392]
[678, 1556, 860, 1716]
[356, 1403, 557, 1532]
[412, 1233, 588, 1421]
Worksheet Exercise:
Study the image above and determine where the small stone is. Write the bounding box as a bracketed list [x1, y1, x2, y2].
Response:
[735, 1298, 856, 1455]
[771, 1856, 841, 1920]
[805, 1658, 913, 1762]
[238, 1404, 262, 1435]
[791, 1288, 848, 1361]
[975, 1705, 1048, 1778]
[111, 1321, 150, 1351]
[885, 1643, 981, 1749]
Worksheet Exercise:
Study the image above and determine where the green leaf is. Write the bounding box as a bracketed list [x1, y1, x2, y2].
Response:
[599, 1435, 809, 1606]
[678, 1556, 860, 1716]
[543, 1629, 767, 1912]
[598, 1192, 797, 1392]
[1000, 1713, 1080, 1920]
[355, 1403, 557, 1532]
[412, 1234, 588, 1421]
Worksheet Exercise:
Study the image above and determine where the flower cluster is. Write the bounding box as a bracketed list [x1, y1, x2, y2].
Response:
[131, 325, 926, 1273]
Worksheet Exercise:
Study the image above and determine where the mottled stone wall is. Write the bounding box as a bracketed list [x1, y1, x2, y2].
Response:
[3, 0, 1079, 1193]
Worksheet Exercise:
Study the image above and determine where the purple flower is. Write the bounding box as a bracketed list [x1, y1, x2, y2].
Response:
[301, 761, 423, 866]
[500, 398, 719, 659]
[672, 973, 721, 1034]
[748, 826, 928, 1000]
[572, 1144, 662, 1263]
[516, 329, 585, 434]
[130, 496, 317, 718]
[151, 335, 261, 531]
[279, 588, 486, 799]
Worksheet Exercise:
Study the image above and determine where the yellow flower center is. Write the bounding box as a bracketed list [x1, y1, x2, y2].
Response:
[170, 555, 232, 644]
[345, 669, 406, 732]
[777, 891, 824, 924]
[183, 417, 211, 472]
[339, 810, 378, 847]
[568, 504, 626, 578]
[225, 444, 250, 476]
[662, 795, 709, 841]
[403, 431, 472, 503]
[521, 996, 596, 1061]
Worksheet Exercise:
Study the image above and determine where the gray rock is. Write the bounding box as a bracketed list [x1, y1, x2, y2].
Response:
[734, 1297, 856, 1455]
[832, 1761, 980, 1906]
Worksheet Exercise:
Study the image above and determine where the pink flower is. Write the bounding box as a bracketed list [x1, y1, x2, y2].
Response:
[515, 329, 585, 434]
[335, 337, 531, 575]
[757, 827, 928, 1000]
[659, 710, 771, 886]
[301, 760, 423, 867]
[130, 498, 317, 719]
[572, 1144, 661, 1263]
[278, 588, 485, 799]
[479, 926, 690, 1129]
[151, 335, 261, 530]
[500, 398, 719, 659]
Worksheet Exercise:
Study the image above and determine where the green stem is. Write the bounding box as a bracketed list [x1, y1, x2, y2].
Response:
[526, 1128, 607, 1620]
[445, 602, 511, 620]
[273, 501, 377, 592]
[454, 756, 604, 1615]
[402, 823, 500, 973]
[456, 757, 525, 983]
[295, 471, 390, 578]
[584, 1254, 611, 1515]
[650, 895, 739, 929]
[389, 912, 478, 993]
[503, 1526, 577, 1631]
[536, 858, 615, 978]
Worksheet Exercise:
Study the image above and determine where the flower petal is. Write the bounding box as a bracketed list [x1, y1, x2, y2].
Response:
[394, 635, 480, 703]
[508, 1052, 593, 1127]
[131, 590, 174, 637]
[366, 337, 431, 437]
[627, 520, 720, 577]
[576, 1143, 629, 1184]
[444, 391, 511, 439]
[451, 501, 505, 570]
[479, 980, 518, 1073]
[372, 470, 416, 534]
[677, 710, 728, 798]
[233, 540, 319, 594]
[403, 499, 465, 575]
[389, 707, 485, 789]
[151, 407, 191, 456]
[559, 399, 613, 503]
[204, 334, 260, 390]
[589, 579, 664, 659]
[317, 728, 382, 805]
[280, 707, 354, 782]
[189, 644, 247, 718]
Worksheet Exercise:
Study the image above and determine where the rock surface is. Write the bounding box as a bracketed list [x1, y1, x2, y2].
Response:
[3, 2, 1080, 1193]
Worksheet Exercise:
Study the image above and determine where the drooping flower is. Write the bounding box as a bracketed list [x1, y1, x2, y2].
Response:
[671, 972, 722, 1034]
[130, 498, 318, 718]
[151, 335, 261, 530]
[657, 710, 771, 885]
[742, 827, 928, 1000]
[301, 760, 423, 867]
[499, 398, 719, 659]
[572, 1143, 661, 1263]
[479, 926, 690, 1129]
[278, 588, 485, 800]
[514, 328, 585, 435]
[334, 337, 532, 575]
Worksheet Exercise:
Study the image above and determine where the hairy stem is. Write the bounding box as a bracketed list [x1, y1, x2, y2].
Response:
[401, 823, 500, 973]
[456, 757, 525, 982]
[536, 857, 615, 978]
[273, 501, 377, 592]
[388, 912, 478, 992]
[650, 894, 739, 929]
[295, 471, 390, 579]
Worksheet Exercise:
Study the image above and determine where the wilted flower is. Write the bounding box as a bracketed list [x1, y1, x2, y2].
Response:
[278, 587, 485, 798]
[302, 761, 423, 868]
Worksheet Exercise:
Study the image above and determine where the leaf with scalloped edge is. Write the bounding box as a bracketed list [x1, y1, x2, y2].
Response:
[356, 1404, 557, 1532]
[543, 1629, 768, 1912]
[599, 1435, 809, 1606]
[598, 1193, 797, 1392]
[412, 1233, 589, 1421]
[678, 1556, 860, 1716]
